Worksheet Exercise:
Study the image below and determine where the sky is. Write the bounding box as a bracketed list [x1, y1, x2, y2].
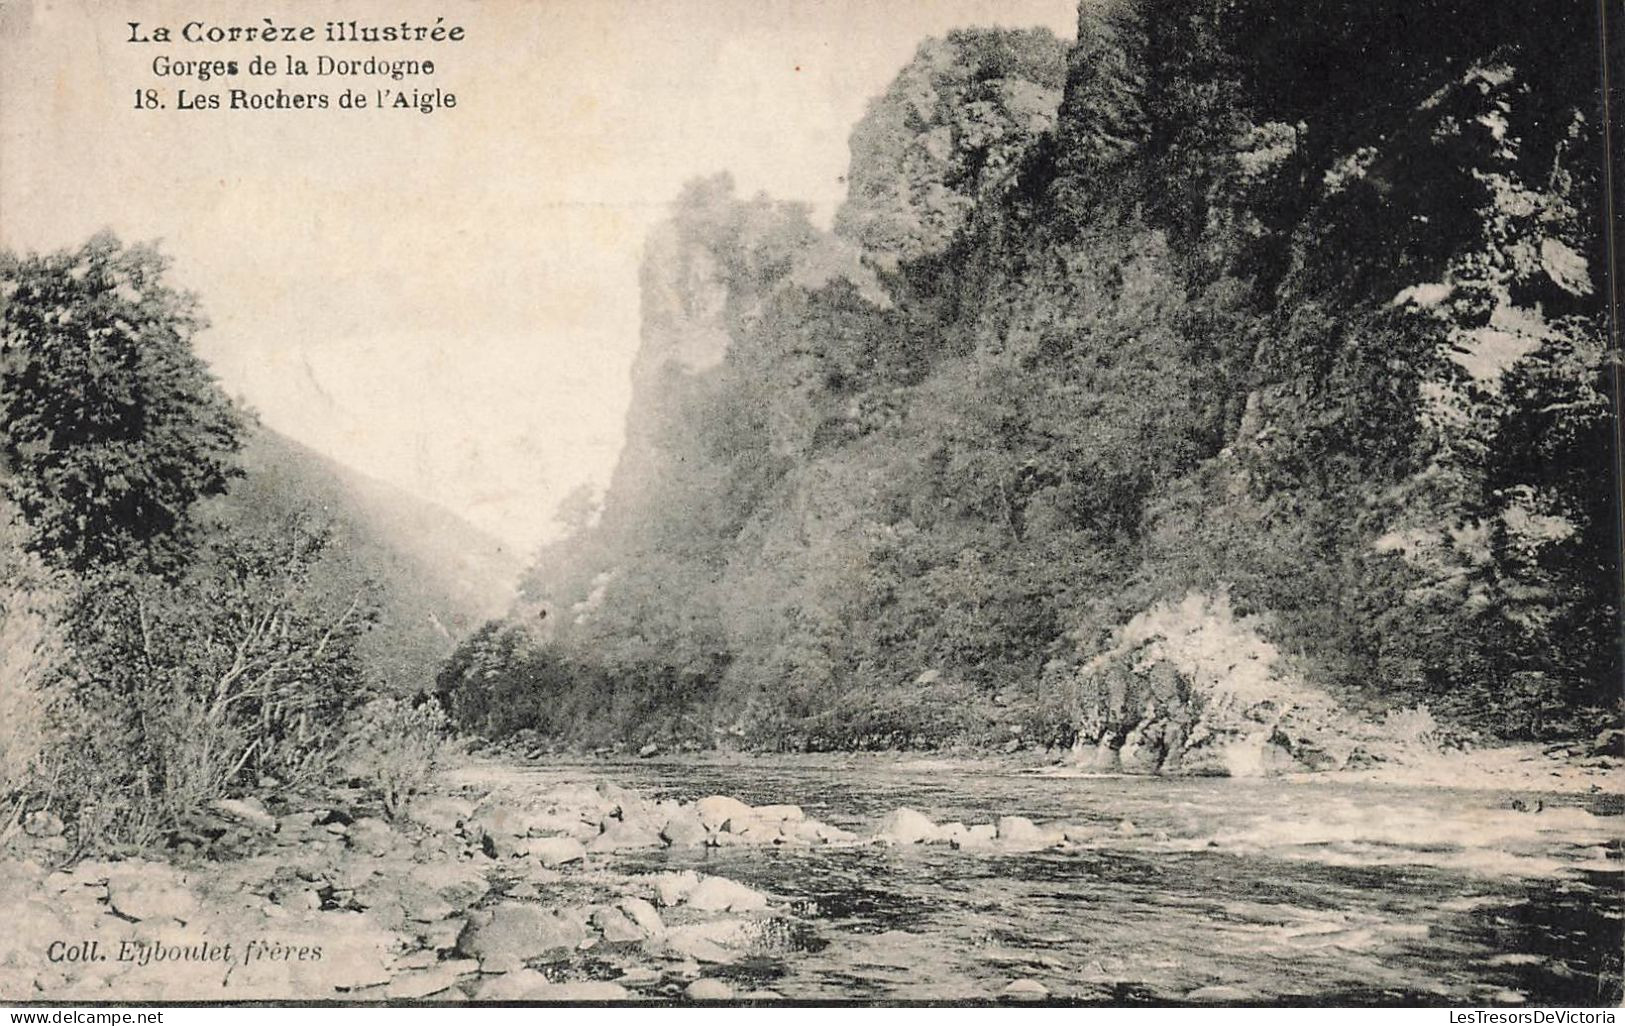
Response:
[1, 0, 1077, 557]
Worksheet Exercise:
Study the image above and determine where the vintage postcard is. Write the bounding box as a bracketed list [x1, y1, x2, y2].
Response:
[0, 0, 1620, 1009]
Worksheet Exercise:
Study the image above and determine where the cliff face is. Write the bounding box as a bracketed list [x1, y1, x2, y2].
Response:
[458, 4, 1616, 760]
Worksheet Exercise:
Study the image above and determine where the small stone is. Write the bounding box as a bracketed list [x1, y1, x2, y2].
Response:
[638, 743, 661, 758]
[22, 810, 64, 838]
[211, 798, 276, 832]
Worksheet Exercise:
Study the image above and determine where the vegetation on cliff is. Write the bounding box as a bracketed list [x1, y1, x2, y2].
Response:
[442, 3, 1618, 759]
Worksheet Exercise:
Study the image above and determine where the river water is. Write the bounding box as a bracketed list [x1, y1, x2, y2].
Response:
[495, 756, 1622, 1005]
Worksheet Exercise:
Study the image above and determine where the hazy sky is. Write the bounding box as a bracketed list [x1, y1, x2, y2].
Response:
[1, 0, 1076, 556]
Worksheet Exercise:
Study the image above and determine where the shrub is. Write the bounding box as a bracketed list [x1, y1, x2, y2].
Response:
[346, 697, 450, 820]
[51, 511, 377, 847]
[0, 506, 61, 843]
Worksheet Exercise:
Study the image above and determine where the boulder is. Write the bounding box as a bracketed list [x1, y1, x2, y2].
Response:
[456, 903, 589, 972]
[1594, 728, 1625, 758]
[383, 960, 478, 999]
[813, 822, 861, 845]
[405, 796, 474, 834]
[544, 980, 631, 1001]
[950, 824, 997, 851]
[527, 837, 586, 867]
[1118, 722, 1164, 774]
[275, 887, 322, 912]
[995, 816, 1059, 848]
[406, 861, 491, 912]
[726, 821, 783, 845]
[618, 896, 664, 938]
[684, 876, 769, 913]
[347, 818, 400, 856]
[874, 807, 939, 845]
[481, 832, 530, 860]
[417, 917, 466, 952]
[1003, 979, 1050, 1001]
[1076, 737, 1121, 773]
[591, 906, 646, 944]
[754, 804, 804, 823]
[106, 865, 196, 922]
[474, 970, 628, 1001]
[686, 978, 735, 1001]
[783, 820, 827, 845]
[278, 811, 321, 835]
[659, 813, 708, 848]
[647, 870, 701, 907]
[694, 796, 754, 831]
[586, 819, 664, 853]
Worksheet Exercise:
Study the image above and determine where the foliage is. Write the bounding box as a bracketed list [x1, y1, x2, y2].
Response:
[1, 234, 383, 852]
[0, 233, 243, 574]
[442, 6, 1615, 750]
[50, 512, 377, 846]
[345, 697, 450, 821]
[0, 499, 61, 841]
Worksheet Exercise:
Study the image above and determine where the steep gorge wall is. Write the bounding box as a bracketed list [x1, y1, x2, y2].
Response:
[451, 2, 1617, 758]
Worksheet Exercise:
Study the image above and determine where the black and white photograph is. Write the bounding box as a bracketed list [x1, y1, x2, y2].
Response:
[0, 0, 1620, 1009]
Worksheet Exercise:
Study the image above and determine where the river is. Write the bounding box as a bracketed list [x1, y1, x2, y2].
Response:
[474, 755, 1622, 1005]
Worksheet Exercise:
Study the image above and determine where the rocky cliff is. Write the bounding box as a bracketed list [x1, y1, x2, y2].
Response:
[447, 1, 1617, 764]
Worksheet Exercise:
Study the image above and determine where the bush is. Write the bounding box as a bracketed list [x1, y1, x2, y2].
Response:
[0, 506, 61, 843]
[49, 511, 377, 848]
[346, 697, 450, 820]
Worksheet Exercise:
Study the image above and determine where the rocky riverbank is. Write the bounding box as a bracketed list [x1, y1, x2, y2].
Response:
[1, 760, 1108, 1003]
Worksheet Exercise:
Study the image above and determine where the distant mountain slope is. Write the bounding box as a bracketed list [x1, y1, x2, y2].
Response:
[210, 427, 522, 692]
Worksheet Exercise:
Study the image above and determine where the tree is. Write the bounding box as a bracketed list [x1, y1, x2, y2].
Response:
[0, 232, 243, 573]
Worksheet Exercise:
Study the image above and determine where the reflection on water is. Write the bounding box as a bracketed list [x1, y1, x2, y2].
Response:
[500, 758, 1623, 1004]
